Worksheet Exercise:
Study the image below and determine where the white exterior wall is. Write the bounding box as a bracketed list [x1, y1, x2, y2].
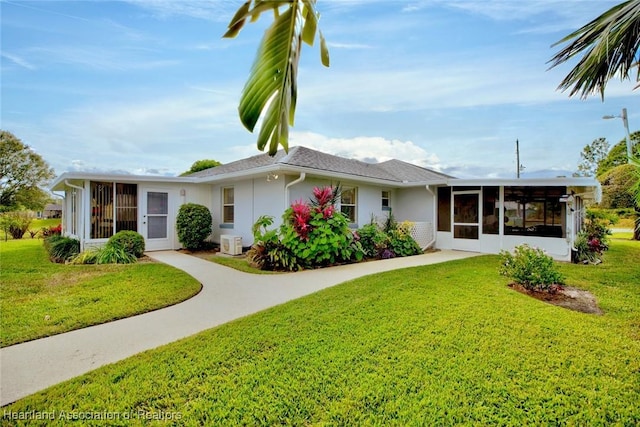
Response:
[66, 180, 210, 251]
[288, 178, 394, 228]
[393, 187, 434, 223]
[434, 186, 574, 262]
[212, 178, 286, 247]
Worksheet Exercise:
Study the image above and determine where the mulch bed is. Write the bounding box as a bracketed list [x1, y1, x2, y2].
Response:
[508, 283, 603, 315]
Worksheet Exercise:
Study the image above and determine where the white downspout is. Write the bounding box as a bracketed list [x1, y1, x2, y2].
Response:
[65, 180, 85, 251]
[423, 185, 437, 250]
[285, 173, 306, 209]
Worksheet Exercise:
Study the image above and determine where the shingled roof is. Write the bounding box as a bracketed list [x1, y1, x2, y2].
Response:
[192, 146, 452, 183]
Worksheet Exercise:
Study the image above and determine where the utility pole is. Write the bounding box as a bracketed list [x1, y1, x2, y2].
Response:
[516, 139, 525, 178]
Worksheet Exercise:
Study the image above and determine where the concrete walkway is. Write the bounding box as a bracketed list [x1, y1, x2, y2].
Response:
[0, 249, 477, 406]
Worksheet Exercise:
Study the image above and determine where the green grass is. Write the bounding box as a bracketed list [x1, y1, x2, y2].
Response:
[611, 230, 634, 240]
[0, 239, 202, 347]
[0, 218, 60, 240]
[3, 241, 639, 425]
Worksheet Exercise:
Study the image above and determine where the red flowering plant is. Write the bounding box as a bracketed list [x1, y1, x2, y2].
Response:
[290, 200, 312, 240]
[278, 185, 364, 269]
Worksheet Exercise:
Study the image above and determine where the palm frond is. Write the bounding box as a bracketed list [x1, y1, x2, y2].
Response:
[548, 0, 640, 99]
[224, 0, 329, 155]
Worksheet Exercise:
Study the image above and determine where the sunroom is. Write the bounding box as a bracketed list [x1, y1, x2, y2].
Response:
[435, 178, 601, 261]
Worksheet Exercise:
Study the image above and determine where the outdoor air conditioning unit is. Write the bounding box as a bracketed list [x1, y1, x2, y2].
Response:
[220, 234, 242, 256]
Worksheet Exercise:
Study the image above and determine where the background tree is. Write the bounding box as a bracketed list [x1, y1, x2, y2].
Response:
[224, 0, 330, 155]
[596, 131, 640, 176]
[0, 130, 55, 212]
[180, 159, 222, 176]
[576, 137, 610, 176]
[598, 164, 637, 208]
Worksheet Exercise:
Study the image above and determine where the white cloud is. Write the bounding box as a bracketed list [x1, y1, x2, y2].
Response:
[1, 52, 36, 70]
[231, 131, 442, 170]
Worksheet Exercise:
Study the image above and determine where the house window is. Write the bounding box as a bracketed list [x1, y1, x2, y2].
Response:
[116, 183, 137, 233]
[69, 190, 78, 236]
[437, 187, 451, 232]
[381, 190, 390, 211]
[503, 186, 565, 238]
[482, 187, 499, 235]
[222, 187, 234, 224]
[341, 187, 357, 223]
[90, 182, 138, 239]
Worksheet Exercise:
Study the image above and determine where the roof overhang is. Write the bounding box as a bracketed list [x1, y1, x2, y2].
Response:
[50, 172, 198, 191]
[446, 177, 602, 202]
[194, 164, 448, 187]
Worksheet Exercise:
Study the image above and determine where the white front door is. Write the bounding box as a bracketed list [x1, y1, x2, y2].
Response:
[142, 189, 173, 251]
[452, 191, 481, 251]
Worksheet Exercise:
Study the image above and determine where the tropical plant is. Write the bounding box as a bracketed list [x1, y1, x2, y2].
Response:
[573, 231, 607, 264]
[94, 245, 137, 265]
[499, 244, 565, 292]
[44, 235, 80, 263]
[280, 186, 362, 269]
[387, 221, 422, 258]
[176, 203, 212, 250]
[548, 0, 640, 99]
[224, 0, 330, 154]
[246, 215, 287, 270]
[108, 230, 145, 258]
[584, 210, 613, 250]
[0, 210, 35, 239]
[356, 223, 387, 258]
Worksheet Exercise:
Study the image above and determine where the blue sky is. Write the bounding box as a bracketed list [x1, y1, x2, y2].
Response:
[1, 0, 637, 179]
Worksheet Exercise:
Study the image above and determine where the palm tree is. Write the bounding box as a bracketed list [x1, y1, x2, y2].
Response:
[548, 0, 640, 99]
[224, 0, 329, 155]
[550, 0, 640, 240]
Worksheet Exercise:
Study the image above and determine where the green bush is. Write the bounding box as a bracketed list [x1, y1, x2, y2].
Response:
[356, 223, 387, 258]
[95, 245, 137, 264]
[387, 222, 422, 257]
[246, 215, 299, 271]
[0, 211, 34, 239]
[176, 203, 212, 250]
[355, 219, 422, 260]
[573, 232, 603, 264]
[108, 230, 145, 258]
[45, 235, 80, 263]
[499, 244, 565, 291]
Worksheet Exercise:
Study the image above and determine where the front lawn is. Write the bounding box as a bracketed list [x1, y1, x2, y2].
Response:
[4, 240, 639, 424]
[0, 239, 202, 347]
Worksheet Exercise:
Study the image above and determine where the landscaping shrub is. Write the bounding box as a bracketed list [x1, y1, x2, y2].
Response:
[387, 221, 422, 257]
[246, 186, 364, 271]
[176, 203, 212, 250]
[246, 215, 296, 271]
[571, 210, 613, 264]
[573, 232, 604, 264]
[499, 244, 565, 291]
[356, 223, 387, 258]
[108, 230, 145, 258]
[94, 244, 137, 264]
[0, 211, 34, 239]
[44, 235, 80, 263]
[355, 218, 422, 260]
[41, 224, 62, 237]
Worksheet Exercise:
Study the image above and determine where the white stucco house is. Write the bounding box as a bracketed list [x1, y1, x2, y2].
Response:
[50, 146, 601, 261]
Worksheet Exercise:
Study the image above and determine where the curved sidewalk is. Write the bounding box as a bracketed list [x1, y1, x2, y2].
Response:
[0, 249, 477, 406]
